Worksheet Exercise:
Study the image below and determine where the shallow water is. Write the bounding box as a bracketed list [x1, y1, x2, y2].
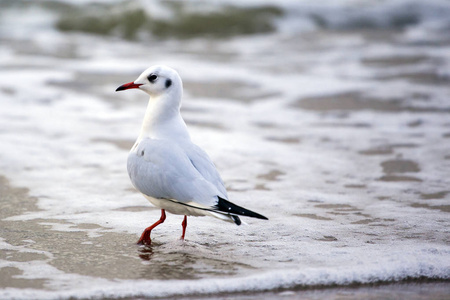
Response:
[0, 0, 449, 299]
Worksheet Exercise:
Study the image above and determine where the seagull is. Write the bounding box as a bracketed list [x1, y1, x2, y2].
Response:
[116, 65, 268, 245]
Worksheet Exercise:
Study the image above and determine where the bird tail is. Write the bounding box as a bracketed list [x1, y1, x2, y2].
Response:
[215, 196, 268, 225]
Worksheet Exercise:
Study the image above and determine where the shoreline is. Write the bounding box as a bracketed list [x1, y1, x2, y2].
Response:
[1, 175, 449, 299]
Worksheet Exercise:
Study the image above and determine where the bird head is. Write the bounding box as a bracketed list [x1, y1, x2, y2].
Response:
[116, 65, 182, 98]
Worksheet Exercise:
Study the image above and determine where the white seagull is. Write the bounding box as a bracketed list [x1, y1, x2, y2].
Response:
[116, 65, 268, 245]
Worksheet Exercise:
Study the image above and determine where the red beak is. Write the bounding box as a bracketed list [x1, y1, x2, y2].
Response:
[115, 81, 142, 92]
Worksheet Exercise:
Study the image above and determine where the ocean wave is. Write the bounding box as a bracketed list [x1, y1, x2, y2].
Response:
[1, 245, 448, 299]
[2, 0, 450, 39]
[278, 0, 450, 32]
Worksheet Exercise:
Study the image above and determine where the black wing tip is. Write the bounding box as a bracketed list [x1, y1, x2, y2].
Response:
[217, 197, 268, 221]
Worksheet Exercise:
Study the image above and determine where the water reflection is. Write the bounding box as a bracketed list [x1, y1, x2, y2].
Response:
[136, 242, 253, 280]
[138, 246, 154, 261]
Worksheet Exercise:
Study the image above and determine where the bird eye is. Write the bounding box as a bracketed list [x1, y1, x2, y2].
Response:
[148, 74, 158, 82]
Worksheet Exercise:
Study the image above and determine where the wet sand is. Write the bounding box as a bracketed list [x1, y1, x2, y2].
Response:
[0, 176, 253, 283]
[177, 281, 450, 300]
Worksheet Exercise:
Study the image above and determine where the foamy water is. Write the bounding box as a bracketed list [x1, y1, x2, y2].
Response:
[0, 0, 449, 299]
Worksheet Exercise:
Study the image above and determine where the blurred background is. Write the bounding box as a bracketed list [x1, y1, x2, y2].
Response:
[0, 0, 449, 299]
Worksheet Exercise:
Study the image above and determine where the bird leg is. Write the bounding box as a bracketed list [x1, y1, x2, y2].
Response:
[181, 215, 187, 240]
[137, 209, 166, 245]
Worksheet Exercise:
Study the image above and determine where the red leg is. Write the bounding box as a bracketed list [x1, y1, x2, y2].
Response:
[181, 215, 187, 240]
[137, 209, 166, 245]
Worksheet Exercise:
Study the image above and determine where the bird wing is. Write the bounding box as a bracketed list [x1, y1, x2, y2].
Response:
[184, 143, 228, 199]
[127, 138, 221, 208]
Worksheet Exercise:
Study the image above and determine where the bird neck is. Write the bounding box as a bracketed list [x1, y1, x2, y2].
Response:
[138, 94, 190, 142]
